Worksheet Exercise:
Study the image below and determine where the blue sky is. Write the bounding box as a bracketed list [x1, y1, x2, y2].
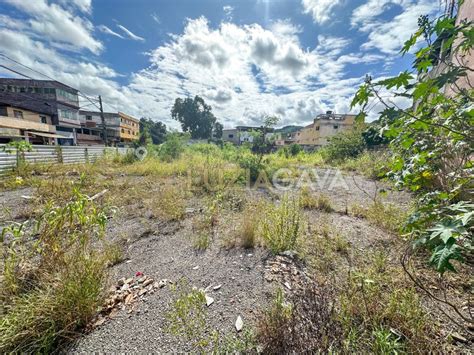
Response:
[0, 0, 442, 128]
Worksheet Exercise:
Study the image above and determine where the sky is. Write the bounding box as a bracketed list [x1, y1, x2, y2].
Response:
[0, 0, 443, 129]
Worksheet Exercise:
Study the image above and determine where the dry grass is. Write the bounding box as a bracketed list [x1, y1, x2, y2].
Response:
[257, 284, 343, 353]
[299, 186, 333, 212]
[350, 201, 407, 233]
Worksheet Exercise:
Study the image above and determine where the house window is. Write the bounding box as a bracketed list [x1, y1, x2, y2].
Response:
[121, 128, 125, 133]
[228, 134, 234, 138]
[86, 115, 92, 120]
[40, 116, 47, 124]
[13, 110, 23, 119]
[315, 126, 320, 131]
[333, 125, 339, 129]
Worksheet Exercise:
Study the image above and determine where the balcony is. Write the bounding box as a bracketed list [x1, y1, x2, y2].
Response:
[0, 115, 56, 133]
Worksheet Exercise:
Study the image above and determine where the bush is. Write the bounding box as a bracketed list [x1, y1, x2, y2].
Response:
[259, 195, 304, 253]
[159, 133, 188, 162]
[322, 128, 366, 162]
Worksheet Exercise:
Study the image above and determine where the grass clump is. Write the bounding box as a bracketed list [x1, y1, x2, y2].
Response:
[0, 188, 111, 352]
[145, 184, 187, 221]
[350, 201, 407, 233]
[259, 195, 304, 254]
[339, 253, 434, 353]
[257, 284, 343, 353]
[299, 186, 333, 212]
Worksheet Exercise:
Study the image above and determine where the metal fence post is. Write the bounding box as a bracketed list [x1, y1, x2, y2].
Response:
[85, 147, 89, 163]
[55, 146, 63, 164]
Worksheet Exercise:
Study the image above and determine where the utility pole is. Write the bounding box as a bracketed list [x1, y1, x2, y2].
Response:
[98, 95, 108, 146]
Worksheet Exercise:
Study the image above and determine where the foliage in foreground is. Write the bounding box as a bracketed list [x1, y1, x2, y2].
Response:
[0, 189, 111, 352]
[352, 14, 473, 274]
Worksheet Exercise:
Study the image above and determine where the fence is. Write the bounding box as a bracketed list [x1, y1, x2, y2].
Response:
[0, 145, 131, 175]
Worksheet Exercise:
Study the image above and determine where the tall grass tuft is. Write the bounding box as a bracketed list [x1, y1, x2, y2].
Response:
[259, 195, 304, 254]
[0, 187, 111, 352]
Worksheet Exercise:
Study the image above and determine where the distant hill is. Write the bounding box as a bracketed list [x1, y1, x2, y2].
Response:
[274, 125, 303, 134]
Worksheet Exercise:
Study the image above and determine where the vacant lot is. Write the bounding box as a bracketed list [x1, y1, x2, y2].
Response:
[0, 147, 471, 353]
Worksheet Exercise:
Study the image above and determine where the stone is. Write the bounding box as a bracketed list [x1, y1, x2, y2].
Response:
[117, 278, 126, 286]
[213, 284, 222, 291]
[138, 289, 148, 297]
[143, 278, 153, 287]
[205, 295, 214, 307]
[235, 316, 243, 332]
[284, 282, 292, 290]
[192, 266, 199, 270]
[158, 279, 167, 288]
[125, 278, 134, 285]
[125, 293, 134, 304]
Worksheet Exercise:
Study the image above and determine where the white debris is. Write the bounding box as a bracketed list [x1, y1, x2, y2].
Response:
[235, 316, 243, 332]
[213, 284, 222, 291]
[205, 295, 214, 307]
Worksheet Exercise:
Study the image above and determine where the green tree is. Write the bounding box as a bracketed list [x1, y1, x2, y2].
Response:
[213, 121, 223, 139]
[139, 118, 167, 145]
[171, 96, 217, 139]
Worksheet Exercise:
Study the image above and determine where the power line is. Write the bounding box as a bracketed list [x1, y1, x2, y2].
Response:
[0, 53, 101, 108]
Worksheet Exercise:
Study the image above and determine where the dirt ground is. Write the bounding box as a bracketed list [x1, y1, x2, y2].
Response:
[1, 168, 471, 352]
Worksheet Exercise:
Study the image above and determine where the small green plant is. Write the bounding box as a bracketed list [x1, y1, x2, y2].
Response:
[166, 285, 209, 349]
[259, 195, 304, 254]
[321, 128, 366, 163]
[1, 140, 33, 174]
[372, 327, 404, 354]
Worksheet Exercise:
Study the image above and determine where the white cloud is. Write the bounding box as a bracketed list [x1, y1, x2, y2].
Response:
[117, 24, 145, 42]
[301, 0, 342, 24]
[223, 5, 234, 21]
[352, 0, 441, 54]
[60, 0, 92, 14]
[98, 25, 124, 39]
[151, 13, 161, 24]
[4, 0, 102, 54]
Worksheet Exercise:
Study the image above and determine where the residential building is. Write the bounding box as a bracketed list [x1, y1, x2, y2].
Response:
[118, 112, 139, 144]
[222, 128, 239, 145]
[294, 111, 357, 147]
[222, 126, 274, 145]
[0, 78, 80, 145]
[79, 110, 121, 145]
[0, 102, 58, 144]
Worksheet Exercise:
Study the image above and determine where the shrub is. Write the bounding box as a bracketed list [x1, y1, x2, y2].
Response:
[159, 133, 188, 162]
[259, 195, 304, 254]
[322, 128, 366, 162]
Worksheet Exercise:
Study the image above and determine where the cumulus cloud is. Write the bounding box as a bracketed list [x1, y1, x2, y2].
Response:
[352, 0, 441, 54]
[301, 0, 342, 24]
[4, 0, 102, 54]
[117, 24, 145, 42]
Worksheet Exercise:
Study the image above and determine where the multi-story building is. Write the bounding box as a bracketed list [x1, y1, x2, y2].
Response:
[0, 102, 58, 144]
[118, 112, 139, 144]
[294, 111, 357, 147]
[222, 126, 274, 145]
[0, 78, 80, 145]
[79, 110, 121, 145]
[79, 110, 139, 146]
